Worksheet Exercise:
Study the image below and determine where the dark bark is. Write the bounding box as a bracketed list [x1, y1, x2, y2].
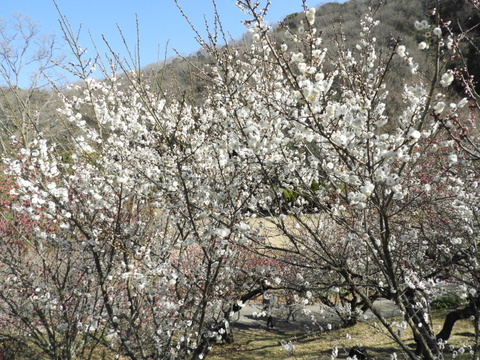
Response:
[232, 286, 269, 312]
[349, 346, 370, 359]
[437, 300, 477, 341]
[403, 288, 439, 358]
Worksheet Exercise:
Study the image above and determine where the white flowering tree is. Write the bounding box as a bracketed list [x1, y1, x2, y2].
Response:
[1, 56, 295, 359]
[177, 1, 479, 358]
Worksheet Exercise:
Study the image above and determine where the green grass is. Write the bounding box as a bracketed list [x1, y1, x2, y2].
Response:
[210, 309, 478, 359]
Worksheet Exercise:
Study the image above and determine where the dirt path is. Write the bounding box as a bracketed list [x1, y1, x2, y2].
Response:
[232, 299, 403, 332]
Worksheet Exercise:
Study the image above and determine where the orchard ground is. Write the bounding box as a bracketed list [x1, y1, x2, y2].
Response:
[210, 299, 476, 360]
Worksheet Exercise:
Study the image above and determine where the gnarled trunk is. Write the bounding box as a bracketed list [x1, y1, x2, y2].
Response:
[437, 296, 478, 342]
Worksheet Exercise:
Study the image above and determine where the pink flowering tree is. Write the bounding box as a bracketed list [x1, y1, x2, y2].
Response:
[0, 168, 110, 360]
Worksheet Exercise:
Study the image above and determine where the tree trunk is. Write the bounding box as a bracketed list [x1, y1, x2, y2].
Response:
[437, 301, 477, 342]
[403, 288, 439, 359]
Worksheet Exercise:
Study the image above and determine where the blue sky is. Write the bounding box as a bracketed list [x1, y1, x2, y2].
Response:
[1, 0, 346, 86]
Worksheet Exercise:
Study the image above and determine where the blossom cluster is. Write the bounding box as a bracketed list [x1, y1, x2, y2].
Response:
[1, 3, 478, 359]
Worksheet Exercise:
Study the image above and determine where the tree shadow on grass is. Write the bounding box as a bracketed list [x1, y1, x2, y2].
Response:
[455, 331, 475, 337]
[305, 345, 402, 359]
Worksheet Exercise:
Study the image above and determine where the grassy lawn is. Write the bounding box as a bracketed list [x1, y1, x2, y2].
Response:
[0, 309, 475, 359]
[209, 309, 478, 359]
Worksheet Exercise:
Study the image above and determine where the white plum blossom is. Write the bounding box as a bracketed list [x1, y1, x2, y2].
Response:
[448, 154, 458, 164]
[440, 70, 454, 87]
[446, 36, 454, 49]
[458, 97, 469, 108]
[414, 20, 430, 31]
[433, 101, 446, 114]
[418, 41, 429, 50]
[408, 128, 421, 141]
[298, 62, 308, 74]
[306, 7, 316, 25]
[291, 52, 304, 62]
[360, 182, 375, 197]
